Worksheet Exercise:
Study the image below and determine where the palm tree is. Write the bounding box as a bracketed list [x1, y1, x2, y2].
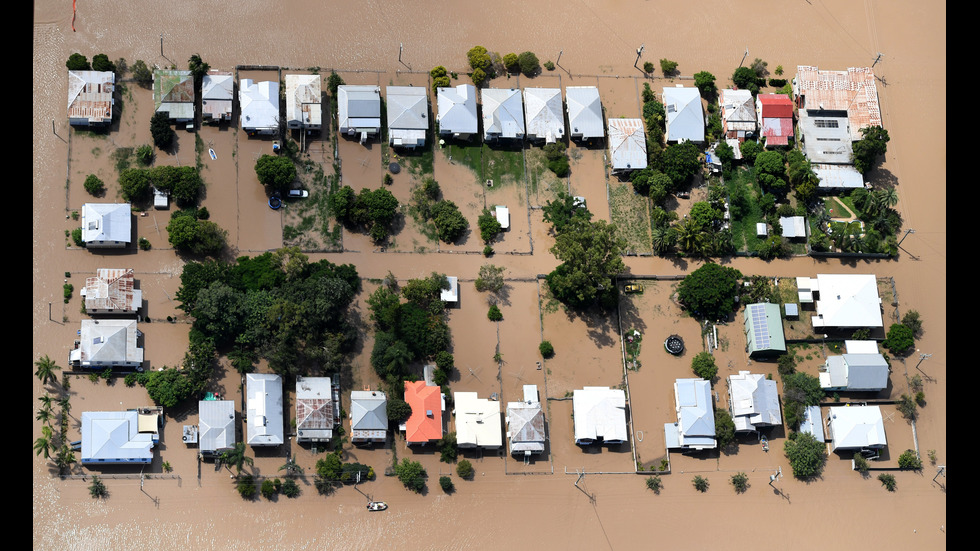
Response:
[875, 188, 899, 209]
[279, 456, 304, 477]
[221, 442, 253, 476]
[34, 425, 53, 459]
[34, 355, 60, 386]
[675, 219, 706, 256]
[58, 396, 72, 419]
[55, 444, 76, 473]
[36, 406, 54, 425]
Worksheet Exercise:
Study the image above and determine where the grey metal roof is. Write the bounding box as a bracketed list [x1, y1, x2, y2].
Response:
[507, 389, 546, 454]
[81, 203, 131, 245]
[814, 163, 864, 189]
[246, 374, 284, 446]
[73, 319, 143, 367]
[198, 400, 236, 454]
[843, 354, 889, 390]
[663, 86, 704, 143]
[386, 86, 428, 146]
[828, 405, 886, 451]
[201, 71, 233, 120]
[81, 411, 155, 464]
[338, 85, 381, 134]
[482, 88, 525, 140]
[523, 88, 565, 142]
[566, 86, 604, 139]
[670, 378, 715, 450]
[800, 406, 825, 442]
[351, 390, 388, 433]
[728, 371, 781, 431]
[780, 216, 807, 238]
[437, 84, 478, 136]
[800, 114, 853, 164]
[239, 79, 280, 131]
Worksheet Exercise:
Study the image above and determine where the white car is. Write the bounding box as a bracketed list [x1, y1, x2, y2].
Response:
[287, 189, 309, 198]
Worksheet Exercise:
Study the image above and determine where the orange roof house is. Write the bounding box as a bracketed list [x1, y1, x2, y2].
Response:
[404, 381, 443, 445]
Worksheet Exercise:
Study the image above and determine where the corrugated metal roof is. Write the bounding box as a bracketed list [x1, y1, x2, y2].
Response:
[795, 66, 881, 140]
[721, 89, 756, 133]
[153, 69, 195, 120]
[67, 71, 114, 125]
[482, 88, 525, 140]
[246, 374, 284, 446]
[663, 86, 705, 143]
[81, 203, 131, 246]
[296, 377, 334, 440]
[84, 268, 140, 313]
[76, 319, 143, 366]
[573, 387, 627, 444]
[523, 88, 565, 142]
[566, 86, 604, 139]
[607, 118, 647, 171]
[198, 400, 236, 454]
[285, 75, 322, 128]
[338, 85, 381, 134]
[201, 71, 233, 120]
[239, 79, 280, 131]
[437, 84, 478, 136]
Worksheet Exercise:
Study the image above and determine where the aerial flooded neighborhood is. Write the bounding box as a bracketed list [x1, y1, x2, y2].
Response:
[34, 1, 945, 549]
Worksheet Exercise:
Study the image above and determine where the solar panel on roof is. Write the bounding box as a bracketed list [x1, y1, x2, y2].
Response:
[749, 304, 771, 349]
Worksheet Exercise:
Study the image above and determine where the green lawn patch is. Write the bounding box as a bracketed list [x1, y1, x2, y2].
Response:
[609, 182, 652, 254]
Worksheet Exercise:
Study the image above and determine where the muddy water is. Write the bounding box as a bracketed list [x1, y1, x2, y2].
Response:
[36, 0, 944, 549]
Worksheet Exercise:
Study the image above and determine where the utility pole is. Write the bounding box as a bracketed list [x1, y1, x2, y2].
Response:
[872, 52, 883, 68]
[634, 44, 644, 70]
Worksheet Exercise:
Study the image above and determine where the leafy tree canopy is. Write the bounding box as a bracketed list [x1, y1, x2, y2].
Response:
[542, 191, 592, 234]
[66, 53, 90, 71]
[784, 432, 827, 479]
[676, 263, 742, 320]
[546, 219, 626, 310]
[255, 155, 296, 191]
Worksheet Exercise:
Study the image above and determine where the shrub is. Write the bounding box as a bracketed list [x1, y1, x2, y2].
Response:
[63, 283, 74, 303]
[487, 304, 503, 321]
[878, 473, 896, 491]
[92, 54, 116, 73]
[395, 458, 427, 493]
[692, 475, 709, 492]
[456, 459, 474, 479]
[135, 144, 154, 166]
[660, 59, 678, 76]
[715, 408, 736, 449]
[131, 60, 153, 88]
[482, 245, 494, 257]
[730, 472, 749, 493]
[438, 432, 458, 463]
[89, 475, 108, 498]
[853, 453, 870, 473]
[883, 323, 914, 355]
[643, 61, 655, 74]
[66, 53, 90, 71]
[777, 353, 796, 376]
[237, 474, 257, 499]
[282, 478, 300, 498]
[691, 351, 718, 380]
[439, 476, 454, 493]
[518, 51, 540, 76]
[539, 341, 554, 358]
[471, 67, 488, 87]
[138, 237, 151, 250]
[543, 61, 555, 71]
[467, 46, 492, 71]
[898, 449, 922, 470]
[71, 228, 85, 247]
[901, 310, 923, 335]
[645, 476, 663, 494]
[83, 174, 105, 196]
[478, 209, 502, 243]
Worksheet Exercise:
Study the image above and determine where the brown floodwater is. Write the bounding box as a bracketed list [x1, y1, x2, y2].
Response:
[35, 0, 945, 549]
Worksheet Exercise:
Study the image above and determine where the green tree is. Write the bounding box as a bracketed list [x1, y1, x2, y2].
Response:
[467, 46, 492, 72]
[852, 126, 890, 174]
[901, 310, 923, 335]
[236, 474, 257, 499]
[715, 408, 736, 449]
[657, 141, 701, 189]
[646, 475, 663, 494]
[643, 61, 655, 74]
[131, 60, 153, 88]
[475, 263, 505, 294]
[897, 394, 917, 420]
[503, 53, 519, 72]
[136, 144, 154, 166]
[898, 449, 922, 470]
[395, 458, 427, 492]
[35, 355, 61, 386]
[282, 478, 300, 497]
[487, 304, 503, 321]
[518, 51, 540, 76]
[676, 263, 742, 320]
[478, 209, 502, 243]
[387, 398, 413, 421]
[456, 459, 474, 479]
[542, 191, 592, 234]
[34, 425, 54, 459]
[730, 472, 749, 493]
[255, 155, 297, 191]
[438, 432, 458, 463]
[119, 168, 151, 203]
[92, 54, 116, 73]
[66, 53, 90, 71]
[692, 475, 709, 492]
[188, 53, 210, 83]
[430, 200, 469, 243]
[732, 66, 758, 92]
[883, 323, 914, 355]
[261, 478, 278, 499]
[660, 59, 679, 76]
[143, 368, 197, 408]
[539, 341, 555, 358]
[545, 219, 627, 310]
[691, 351, 718, 380]
[150, 112, 175, 149]
[740, 140, 761, 163]
[221, 442, 254, 476]
[693, 71, 717, 100]
[755, 150, 787, 193]
[471, 68, 488, 87]
[439, 475, 455, 493]
[784, 432, 827, 479]
[89, 475, 109, 499]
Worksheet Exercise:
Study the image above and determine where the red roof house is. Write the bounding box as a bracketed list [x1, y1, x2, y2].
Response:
[404, 381, 443, 445]
[756, 94, 795, 146]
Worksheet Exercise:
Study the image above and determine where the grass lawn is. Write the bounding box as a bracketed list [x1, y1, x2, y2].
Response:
[282, 163, 343, 251]
[443, 140, 525, 189]
[726, 167, 766, 253]
[609, 181, 652, 254]
[825, 196, 857, 219]
[525, 147, 566, 204]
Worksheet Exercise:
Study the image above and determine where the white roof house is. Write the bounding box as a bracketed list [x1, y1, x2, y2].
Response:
[81, 410, 158, 464]
[82, 268, 141, 314]
[482, 88, 525, 141]
[663, 86, 704, 143]
[440, 276, 459, 303]
[523, 87, 565, 143]
[454, 392, 503, 449]
[239, 79, 280, 135]
[437, 84, 478, 138]
[720, 88, 756, 138]
[285, 74, 322, 130]
[81, 203, 131, 247]
[566, 86, 604, 140]
[827, 405, 886, 452]
[495, 205, 510, 230]
[727, 371, 781, 432]
[246, 373, 284, 447]
[198, 400, 236, 455]
[68, 70, 114, 126]
[820, 346, 890, 391]
[814, 164, 865, 190]
[296, 377, 337, 443]
[507, 385, 546, 456]
[810, 274, 883, 329]
[664, 378, 716, 451]
[201, 71, 234, 122]
[780, 216, 807, 238]
[607, 118, 647, 172]
[70, 319, 143, 368]
[351, 390, 388, 444]
[338, 85, 381, 141]
[386, 86, 428, 148]
[573, 387, 627, 445]
[153, 69, 195, 122]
